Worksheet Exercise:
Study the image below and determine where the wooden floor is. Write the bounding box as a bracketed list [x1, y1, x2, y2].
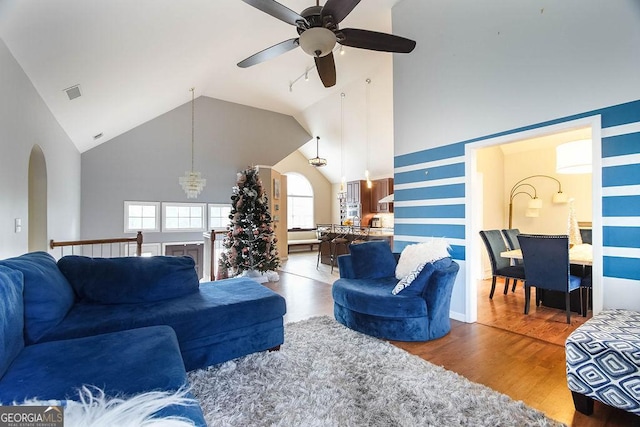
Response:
[264, 253, 637, 427]
[476, 277, 590, 346]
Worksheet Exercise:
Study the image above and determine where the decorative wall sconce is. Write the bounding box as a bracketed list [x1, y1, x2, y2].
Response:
[508, 175, 568, 228]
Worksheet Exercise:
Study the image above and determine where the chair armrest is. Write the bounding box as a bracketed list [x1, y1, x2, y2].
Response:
[423, 261, 459, 322]
[337, 255, 356, 279]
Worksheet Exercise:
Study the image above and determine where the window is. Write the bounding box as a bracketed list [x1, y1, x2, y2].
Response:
[286, 173, 314, 228]
[124, 201, 160, 233]
[162, 202, 206, 232]
[208, 204, 232, 231]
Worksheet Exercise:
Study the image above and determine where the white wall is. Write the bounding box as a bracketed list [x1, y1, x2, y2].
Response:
[393, 0, 640, 155]
[0, 38, 81, 258]
[81, 96, 310, 245]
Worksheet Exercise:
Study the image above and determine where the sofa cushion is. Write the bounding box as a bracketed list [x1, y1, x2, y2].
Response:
[58, 255, 199, 304]
[348, 240, 397, 280]
[0, 252, 76, 344]
[0, 266, 24, 378]
[332, 276, 428, 318]
[0, 326, 188, 403]
[39, 277, 287, 371]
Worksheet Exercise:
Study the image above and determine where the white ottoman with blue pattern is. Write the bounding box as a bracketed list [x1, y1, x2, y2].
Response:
[566, 309, 640, 416]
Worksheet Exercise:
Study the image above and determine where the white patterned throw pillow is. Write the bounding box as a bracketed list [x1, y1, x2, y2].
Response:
[395, 238, 451, 280]
[392, 262, 428, 295]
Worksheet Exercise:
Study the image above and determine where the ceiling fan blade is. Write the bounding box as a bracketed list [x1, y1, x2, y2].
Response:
[237, 38, 299, 68]
[314, 53, 336, 88]
[321, 0, 361, 24]
[241, 0, 308, 27]
[339, 28, 416, 53]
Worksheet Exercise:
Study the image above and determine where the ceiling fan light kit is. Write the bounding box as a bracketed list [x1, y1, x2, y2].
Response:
[299, 27, 336, 57]
[238, 0, 417, 88]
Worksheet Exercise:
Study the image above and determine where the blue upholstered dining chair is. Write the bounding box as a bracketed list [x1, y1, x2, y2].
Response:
[478, 230, 526, 299]
[517, 234, 583, 324]
[501, 228, 522, 292]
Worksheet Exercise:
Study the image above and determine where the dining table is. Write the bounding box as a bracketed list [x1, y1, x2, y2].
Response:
[500, 243, 593, 266]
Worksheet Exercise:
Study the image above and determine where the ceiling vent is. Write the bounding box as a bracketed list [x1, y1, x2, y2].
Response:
[64, 85, 82, 100]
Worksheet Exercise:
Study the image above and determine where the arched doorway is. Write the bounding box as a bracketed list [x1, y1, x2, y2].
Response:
[28, 145, 48, 252]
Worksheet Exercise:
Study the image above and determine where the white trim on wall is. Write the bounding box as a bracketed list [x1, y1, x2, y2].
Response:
[464, 115, 603, 323]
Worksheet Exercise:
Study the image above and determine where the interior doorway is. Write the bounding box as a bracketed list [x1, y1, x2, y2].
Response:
[28, 145, 48, 252]
[165, 242, 204, 279]
[465, 116, 602, 336]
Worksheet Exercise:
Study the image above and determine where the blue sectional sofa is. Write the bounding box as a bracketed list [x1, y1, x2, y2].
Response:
[333, 240, 459, 342]
[0, 251, 287, 424]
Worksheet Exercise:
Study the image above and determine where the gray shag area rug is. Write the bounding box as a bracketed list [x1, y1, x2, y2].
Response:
[188, 316, 564, 427]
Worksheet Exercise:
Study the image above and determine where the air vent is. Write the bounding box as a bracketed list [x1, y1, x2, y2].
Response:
[63, 85, 82, 100]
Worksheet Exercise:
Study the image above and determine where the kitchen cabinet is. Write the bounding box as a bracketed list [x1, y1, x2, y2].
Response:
[370, 178, 394, 213]
[345, 180, 372, 221]
[346, 181, 360, 204]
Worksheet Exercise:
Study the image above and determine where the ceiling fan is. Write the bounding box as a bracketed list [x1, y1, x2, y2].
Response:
[237, 0, 417, 88]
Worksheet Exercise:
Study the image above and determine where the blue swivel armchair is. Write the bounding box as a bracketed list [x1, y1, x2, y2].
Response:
[332, 240, 459, 342]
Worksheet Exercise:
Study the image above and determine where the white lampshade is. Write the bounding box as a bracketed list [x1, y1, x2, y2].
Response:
[552, 192, 569, 204]
[528, 197, 543, 209]
[525, 208, 540, 218]
[299, 28, 336, 57]
[556, 140, 592, 174]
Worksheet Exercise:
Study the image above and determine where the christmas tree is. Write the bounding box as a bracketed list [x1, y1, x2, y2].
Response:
[220, 167, 280, 278]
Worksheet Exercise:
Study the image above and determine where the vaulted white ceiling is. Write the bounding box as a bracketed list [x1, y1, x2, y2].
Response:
[0, 0, 402, 184]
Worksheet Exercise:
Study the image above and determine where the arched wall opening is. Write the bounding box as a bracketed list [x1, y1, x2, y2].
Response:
[28, 145, 48, 252]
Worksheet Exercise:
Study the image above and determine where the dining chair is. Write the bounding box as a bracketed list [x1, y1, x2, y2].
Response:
[517, 234, 583, 324]
[501, 228, 522, 292]
[315, 224, 333, 269]
[478, 230, 526, 299]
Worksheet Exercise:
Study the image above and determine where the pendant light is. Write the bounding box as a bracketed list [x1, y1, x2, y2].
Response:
[308, 136, 327, 167]
[179, 87, 206, 198]
[556, 140, 592, 174]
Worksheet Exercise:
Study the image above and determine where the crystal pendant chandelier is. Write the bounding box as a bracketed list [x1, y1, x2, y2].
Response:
[179, 87, 206, 198]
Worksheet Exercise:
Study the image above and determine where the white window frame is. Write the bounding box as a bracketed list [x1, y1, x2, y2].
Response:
[208, 203, 232, 231]
[124, 201, 160, 233]
[162, 202, 207, 232]
[286, 173, 314, 229]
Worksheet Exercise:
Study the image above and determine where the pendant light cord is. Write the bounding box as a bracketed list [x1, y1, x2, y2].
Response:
[190, 87, 195, 172]
[340, 93, 345, 180]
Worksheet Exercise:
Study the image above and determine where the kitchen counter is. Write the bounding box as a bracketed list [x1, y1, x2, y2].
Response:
[369, 228, 394, 237]
[317, 225, 394, 266]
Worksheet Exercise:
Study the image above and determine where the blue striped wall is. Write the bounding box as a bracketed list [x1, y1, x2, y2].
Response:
[393, 100, 640, 285]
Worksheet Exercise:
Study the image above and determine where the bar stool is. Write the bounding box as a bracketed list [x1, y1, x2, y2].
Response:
[331, 225, 351, 273]
[315, 224, 333, 269]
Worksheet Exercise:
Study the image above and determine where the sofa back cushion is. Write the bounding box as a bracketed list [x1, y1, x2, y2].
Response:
[0, 266, 24, 378]
[58, 255, 199, 304]
[0, 252, 76, 344]
[348, 240, 397, 279]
